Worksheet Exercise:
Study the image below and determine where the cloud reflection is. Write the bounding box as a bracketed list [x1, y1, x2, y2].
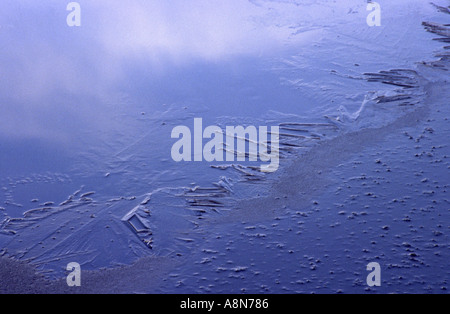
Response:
[0, 0, 357, 142]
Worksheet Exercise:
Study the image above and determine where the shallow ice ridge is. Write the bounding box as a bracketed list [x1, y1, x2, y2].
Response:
[326, 69, 427, 131]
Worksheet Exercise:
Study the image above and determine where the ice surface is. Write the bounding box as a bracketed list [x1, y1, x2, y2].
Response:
[0, 0, 448, 292]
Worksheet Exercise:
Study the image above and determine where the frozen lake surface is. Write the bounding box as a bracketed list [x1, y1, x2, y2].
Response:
[0, 0, 449, 293]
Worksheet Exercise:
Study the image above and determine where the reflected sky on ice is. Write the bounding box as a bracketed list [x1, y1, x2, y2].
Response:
[0, 1, 448, 286]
